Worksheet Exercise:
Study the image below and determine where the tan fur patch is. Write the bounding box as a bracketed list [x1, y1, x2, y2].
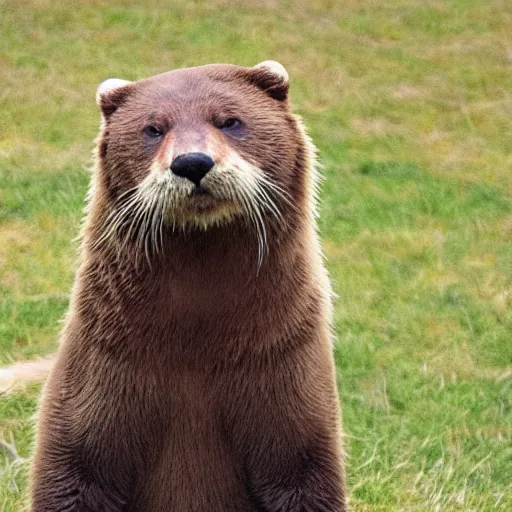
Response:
[0, 356, 55, 392]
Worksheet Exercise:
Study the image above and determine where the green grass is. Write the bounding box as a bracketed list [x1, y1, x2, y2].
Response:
[1, 0, 511, 509]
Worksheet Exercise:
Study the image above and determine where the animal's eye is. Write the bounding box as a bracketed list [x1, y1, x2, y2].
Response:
[215, 118, 242, 131]
[143, 125, 164, 138]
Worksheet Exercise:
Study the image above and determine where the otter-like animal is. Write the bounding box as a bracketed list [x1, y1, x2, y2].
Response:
[31, 61, 347, 511]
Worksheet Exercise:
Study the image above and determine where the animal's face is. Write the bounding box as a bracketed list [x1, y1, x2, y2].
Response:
[94, 62, 312, 261]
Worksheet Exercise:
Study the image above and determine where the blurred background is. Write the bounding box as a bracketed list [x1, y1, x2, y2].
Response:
[1, 0, 511, 509]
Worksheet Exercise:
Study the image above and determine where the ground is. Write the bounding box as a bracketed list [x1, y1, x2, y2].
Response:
[0, 0, 511, 510]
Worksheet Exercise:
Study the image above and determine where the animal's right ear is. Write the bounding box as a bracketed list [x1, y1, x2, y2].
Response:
[96, 78, 133, 119]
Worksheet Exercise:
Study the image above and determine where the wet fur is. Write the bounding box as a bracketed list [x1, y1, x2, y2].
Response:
[31, 63, 347, 511]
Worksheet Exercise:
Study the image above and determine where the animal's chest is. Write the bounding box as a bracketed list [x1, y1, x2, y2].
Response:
[73, 331, 263, 510]
[125, 374, 257, 511]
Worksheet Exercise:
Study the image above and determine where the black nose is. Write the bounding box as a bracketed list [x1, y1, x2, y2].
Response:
[170, 152, 214, 187]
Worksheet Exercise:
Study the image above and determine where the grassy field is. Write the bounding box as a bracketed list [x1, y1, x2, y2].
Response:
[1, 0, 512, 509]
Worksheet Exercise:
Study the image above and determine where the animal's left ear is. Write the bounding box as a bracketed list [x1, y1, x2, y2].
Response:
[248, 61, 289, 101]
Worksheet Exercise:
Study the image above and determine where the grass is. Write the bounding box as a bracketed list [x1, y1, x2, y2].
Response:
[1, 0, 511, 509]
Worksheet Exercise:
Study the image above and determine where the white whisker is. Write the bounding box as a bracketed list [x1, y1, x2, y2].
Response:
[91, 156, 293, 272]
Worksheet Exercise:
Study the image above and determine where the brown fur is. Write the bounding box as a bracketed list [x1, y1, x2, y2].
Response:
[31, 63, 347, 511]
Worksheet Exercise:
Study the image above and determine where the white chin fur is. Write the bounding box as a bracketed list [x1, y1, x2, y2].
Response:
[96, 154, 286, 267]
[143, 153, 264, 230]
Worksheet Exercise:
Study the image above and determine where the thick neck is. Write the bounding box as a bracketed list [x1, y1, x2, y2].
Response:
[80, 213, 308, 312]
[69, 204, 324, 368]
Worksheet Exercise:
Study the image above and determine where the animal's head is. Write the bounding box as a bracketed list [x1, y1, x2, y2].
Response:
[91, 62, 318, 263]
